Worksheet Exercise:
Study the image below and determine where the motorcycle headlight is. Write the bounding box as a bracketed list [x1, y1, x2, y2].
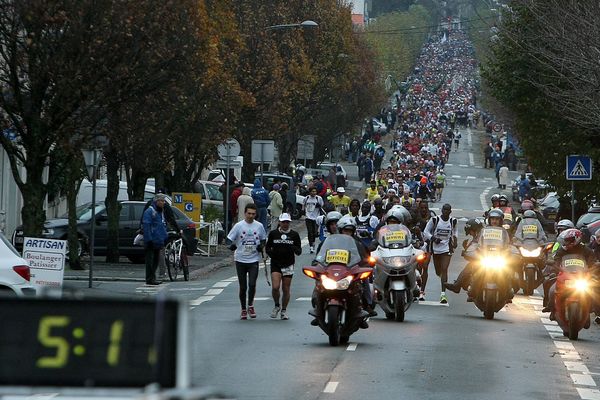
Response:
[321, 275, 353, 290]
[481, 255, 505, 269]
[519, 247, 541, 257]
[566, 279, 589, 292]
[382, 256, 410, 267]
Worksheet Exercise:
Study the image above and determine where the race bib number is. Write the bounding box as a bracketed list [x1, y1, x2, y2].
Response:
[503, 212, 513, 221]
[385, 231, 406, 242]
[564, 258, 585, 268]
[281, 265, 294, 276]
[243, 240, 256, 255]
[483, 229, 502, 241]
[436, 228, 451, 239]
[325, 249, 350, 264]
[522, 225, 538, 235]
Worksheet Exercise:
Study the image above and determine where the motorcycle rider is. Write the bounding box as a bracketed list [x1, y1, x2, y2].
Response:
[316, 210, 342, 249]
[549, 219, 575, 256]
[541, 219, 575, 306]
[513, 210, 547, 245]
[446, 210, 509, 299]
[542, 228, 599, 320]
[338, 214, 377, 317]
[310, 214, 370, 328]
[498, 194, 517, 231]
[483, 194, 501, 218]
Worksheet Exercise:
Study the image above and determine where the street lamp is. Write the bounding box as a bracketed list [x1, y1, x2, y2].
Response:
[265, 20, 318, 31]
[82, 137, 105, 288]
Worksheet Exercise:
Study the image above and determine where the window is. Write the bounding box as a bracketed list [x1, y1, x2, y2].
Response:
[197, 184, 206, 199]
[206, 184, 223, 201]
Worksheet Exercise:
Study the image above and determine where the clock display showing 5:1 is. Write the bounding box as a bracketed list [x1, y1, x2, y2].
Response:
[0, 298, 178, 388]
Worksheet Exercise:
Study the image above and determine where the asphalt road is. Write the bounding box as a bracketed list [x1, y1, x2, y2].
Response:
[65, 128, 600, 400]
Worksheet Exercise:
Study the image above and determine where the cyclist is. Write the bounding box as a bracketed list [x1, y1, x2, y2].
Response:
[265, 213, 302, 320]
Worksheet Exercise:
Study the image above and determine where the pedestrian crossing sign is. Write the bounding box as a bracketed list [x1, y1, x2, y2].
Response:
[566, 155, 592, 181]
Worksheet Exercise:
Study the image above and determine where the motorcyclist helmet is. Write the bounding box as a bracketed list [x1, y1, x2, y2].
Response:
[337, 215, 357, 234]
[521, 200, 534, 211]
[555, 219, 574, 234]
[487, 208, 504, 227]
[464, 218, 484, 236]
[523, 210, 537, 219]
[385, 205, 410, 225]
[325, 211, 342, 233]
[499, 194, 508, 206]
[558, 228, 582, 251]
[490, 194, 500, 204]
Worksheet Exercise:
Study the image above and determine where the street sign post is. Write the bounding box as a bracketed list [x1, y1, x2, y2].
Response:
[252, 140, 275, 185]
[297, 135, 315, 166]
[217, 138, 241, 235]
[566, 155, 593, 222]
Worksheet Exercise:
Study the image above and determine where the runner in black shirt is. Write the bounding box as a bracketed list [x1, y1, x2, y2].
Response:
[265, 213, 302, 320]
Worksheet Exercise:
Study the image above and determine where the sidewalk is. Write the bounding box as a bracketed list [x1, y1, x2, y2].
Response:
[64, 246, 232, 282]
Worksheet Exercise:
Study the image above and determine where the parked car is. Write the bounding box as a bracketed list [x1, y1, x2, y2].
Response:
[581, 219, 600, 244]
[78, 179, 155, 206]
[370, 118, 387, 134]
[194, 180, 226, 214]
[12, 201, 198, 264]
[0, 232, 36, 297]
[316, 162, 347, 180]
[576, 206, 600, 229]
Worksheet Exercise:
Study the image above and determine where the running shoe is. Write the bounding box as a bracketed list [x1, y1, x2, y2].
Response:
[270, 306, 281, 319]
[240, 309, 248, 320]
[280, 310, 289, 320]
[419, 291, 425, 301]
[309, 246, 315, 254]
[248, 306, 257, 318]
[440, 293, 448, 304]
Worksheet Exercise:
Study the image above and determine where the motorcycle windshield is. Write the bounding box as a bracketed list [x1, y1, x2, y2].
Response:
[520, 238, 542, 249]
[560, 255, 587, 273]
[376, 224, 412, 249]
[314, 234, 362, 266]
[479, 226, 508, 250]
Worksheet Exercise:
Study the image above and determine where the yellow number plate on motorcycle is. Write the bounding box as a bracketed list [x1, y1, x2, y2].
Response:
[483, 229, 502, 240]
[325, 249, 350, 264]
[385, 231, 406, 242]
[522, 225, 538, 234]
[564, 259, 585, 268]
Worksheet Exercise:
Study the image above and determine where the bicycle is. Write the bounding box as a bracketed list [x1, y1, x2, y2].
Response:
[164, 233, 189, 281]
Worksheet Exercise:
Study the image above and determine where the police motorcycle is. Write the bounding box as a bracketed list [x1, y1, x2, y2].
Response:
[304, 234, 374, 346]
[463, 217, 514, 319]
[512, 210, 550, 295]
[371, 224, 427, 321]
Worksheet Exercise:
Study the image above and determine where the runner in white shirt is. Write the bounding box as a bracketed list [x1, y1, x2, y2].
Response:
[303, 187, 324, 253]
[227, 203, 267, 320]
[423, 203, 458, 304]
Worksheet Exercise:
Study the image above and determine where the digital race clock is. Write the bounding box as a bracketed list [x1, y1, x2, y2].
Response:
[0, 297, 189, 388]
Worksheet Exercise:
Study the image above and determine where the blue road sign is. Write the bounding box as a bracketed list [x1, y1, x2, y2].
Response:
[566, 155, 592, 181]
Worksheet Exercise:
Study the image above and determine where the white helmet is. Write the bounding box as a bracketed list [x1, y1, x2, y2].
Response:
[337, 215, 357, 233]
[325, 211, 343, 225]
[385, 205, 411, 224]
[556, 219, 574, 233]
[523, 210, 537, 219]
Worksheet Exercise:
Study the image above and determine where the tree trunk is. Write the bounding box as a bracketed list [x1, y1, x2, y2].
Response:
[105, 146, 120, 262]
[130, 169, 149, 200]
[66, 168, 84, 270]
[20, 164, 47, 237]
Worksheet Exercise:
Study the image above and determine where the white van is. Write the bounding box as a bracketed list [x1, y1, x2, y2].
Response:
[77, 179, 155, 206]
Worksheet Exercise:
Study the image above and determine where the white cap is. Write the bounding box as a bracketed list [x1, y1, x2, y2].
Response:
[279, 213, 292, 222]
[337, 187, 345, 193]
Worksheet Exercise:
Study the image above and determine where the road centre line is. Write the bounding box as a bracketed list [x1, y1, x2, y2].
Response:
[190, 295, 215, 306]
[212, 281, 233, 288]
[205, 288, 223, 296]
[469, 153, 474, 166]
[323, 381, 339, 393]
[480, 187, 491, 211]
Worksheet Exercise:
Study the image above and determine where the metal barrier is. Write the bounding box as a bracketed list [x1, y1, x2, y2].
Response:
[195, 221, 219, 256]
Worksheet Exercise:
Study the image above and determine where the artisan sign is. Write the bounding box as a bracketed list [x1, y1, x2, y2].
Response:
[23, 237, 66, 292]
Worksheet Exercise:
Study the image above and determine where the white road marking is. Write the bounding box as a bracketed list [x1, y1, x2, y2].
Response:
[566, 362, 591, 373]
[466, 176, 476, 179]
[418, 301, 449, 307]
[572, 374, 597, 387]
[469, 153, 474, 166]
[459, 164, 469, 167]
[252, 297, 271, 301]
[452, 175, 461, 178]
[445, 163, 454, 166]
[168, 287, 207, 291]
[467, 128, 473, 147]
[190, 295, 215, 306]
[223, 276, 238, 282]
[323, 381, 339, 393]
[541, 318, 558, 325]
[212, 281, 232, 288]
[301, 237, 309, 247]
[480, 187, 492, 212]
[205, 288, 224, 296]
[346, 343, 358, 351]
[296, 297, 312, 301]
[576, 388, 600, 400]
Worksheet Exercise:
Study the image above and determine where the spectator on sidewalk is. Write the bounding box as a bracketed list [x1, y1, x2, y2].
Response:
[484, 142, 493, 168]
[499, 162, 509, 189]
[142, 194, 168, 285]
[269, 184, 284, 229]
[237, 186, 253, 223]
